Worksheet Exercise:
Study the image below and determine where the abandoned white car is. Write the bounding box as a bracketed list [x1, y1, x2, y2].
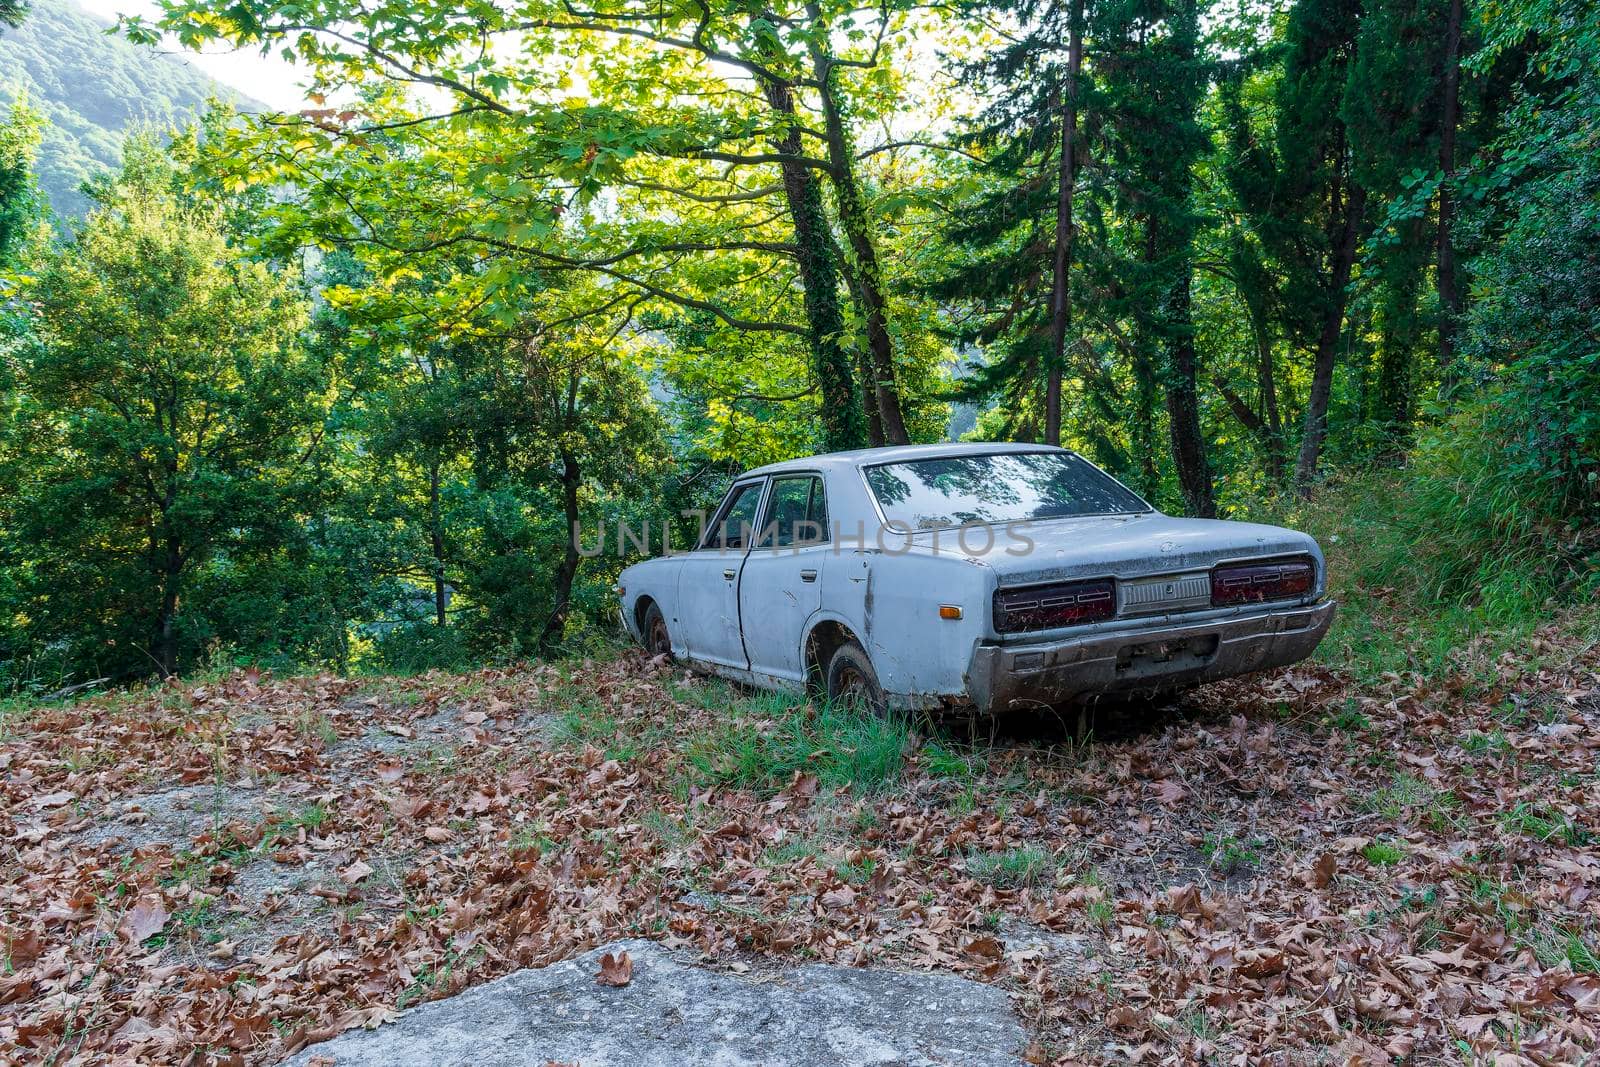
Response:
[616, 444, 1334, 715]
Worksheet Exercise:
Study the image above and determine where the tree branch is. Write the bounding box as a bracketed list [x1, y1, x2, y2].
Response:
[859, 139, 988, 164]
[623, 179, 784, 203]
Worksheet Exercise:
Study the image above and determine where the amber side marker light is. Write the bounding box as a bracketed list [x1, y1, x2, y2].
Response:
[613, 585, 625, 596]
[938, 605, 963, 620]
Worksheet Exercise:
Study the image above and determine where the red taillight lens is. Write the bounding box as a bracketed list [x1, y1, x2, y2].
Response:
[1210, 556, 1315, 606]
[994, 578, 1116, 633]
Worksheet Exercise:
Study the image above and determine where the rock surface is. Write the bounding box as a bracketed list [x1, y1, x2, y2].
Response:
[286, 939, 1026, 1066]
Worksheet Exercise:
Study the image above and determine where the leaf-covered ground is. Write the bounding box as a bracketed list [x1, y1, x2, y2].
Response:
[3, 623, 1598, 1065]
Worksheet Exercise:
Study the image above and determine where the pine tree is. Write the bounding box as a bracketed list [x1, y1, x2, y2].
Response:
[1092, 0, 1216, 516]
[1221, 0, 1369, 494]
[928, 0, 1093, 445]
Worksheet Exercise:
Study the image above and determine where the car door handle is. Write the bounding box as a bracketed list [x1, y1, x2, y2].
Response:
[800, 569, 817, 582]
[723, 568, 736, 581]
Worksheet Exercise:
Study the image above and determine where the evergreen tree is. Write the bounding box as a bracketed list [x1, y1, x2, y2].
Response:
[930, 0, 1091, 445]
[1221, 0, 1369, 493]
[1093, 0, 1217, 515]
[1345, 0, 1452, 435]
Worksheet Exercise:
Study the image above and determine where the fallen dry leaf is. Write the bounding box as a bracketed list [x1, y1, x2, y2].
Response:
[118, 897, 169, 944]
[340, 859, 375, 884]
[596, 950, 633, 987]
[1310, 851, 1338, 889]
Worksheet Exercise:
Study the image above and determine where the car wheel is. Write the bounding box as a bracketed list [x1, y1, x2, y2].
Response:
[825, 640, 887, 717]
[642, 603, 672, 658]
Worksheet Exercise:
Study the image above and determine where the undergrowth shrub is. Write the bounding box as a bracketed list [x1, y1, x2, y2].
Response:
[1257, 398, 1597, 682]
[364, 622, 475, 674]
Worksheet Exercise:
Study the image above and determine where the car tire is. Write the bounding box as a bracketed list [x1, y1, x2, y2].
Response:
[642, 603, 672, 658]
[825, 640, 887, 717]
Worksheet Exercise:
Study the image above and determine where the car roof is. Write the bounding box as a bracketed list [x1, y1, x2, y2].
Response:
[741, 441, 1067, 480]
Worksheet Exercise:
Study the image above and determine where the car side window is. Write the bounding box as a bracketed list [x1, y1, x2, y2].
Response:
[703, 482, 764, 550]
[808, 477, 828, 539]
[759, 475, 828, 547]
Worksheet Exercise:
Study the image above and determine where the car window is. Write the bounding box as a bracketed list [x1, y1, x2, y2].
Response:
[703, 481, 764, 550]
[759, 475, 828, 547]
[863, 451, 1150, 529]
[808, 476, 828, 536]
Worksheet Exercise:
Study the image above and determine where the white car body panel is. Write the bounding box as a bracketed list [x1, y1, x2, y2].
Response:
[618, 443, 1335, 713]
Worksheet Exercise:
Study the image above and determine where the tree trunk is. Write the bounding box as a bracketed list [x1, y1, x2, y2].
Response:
[428, 459, 447, 628]
[1212, 371, 1286, 484]
[804, 5, 910, 444]
[758, 73, 866, 452]
[1133, 350, 1161, 501]
[154, 537, 181, 678]
[1159, 256, 1216, 517]
[541, 448, 582, 651]
[1294, 182, 1369, 495]
[1375, 220, 1429, 434]
[1044, 2, 1083, 446]
[1253, 314, 1287, 482]
[859, 346, 885, 446]
[829, 225, 887, 445]
[1437, 0, 1464, 380]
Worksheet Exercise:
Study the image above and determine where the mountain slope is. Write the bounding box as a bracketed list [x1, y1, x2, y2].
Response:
[0, 0, 258, 216]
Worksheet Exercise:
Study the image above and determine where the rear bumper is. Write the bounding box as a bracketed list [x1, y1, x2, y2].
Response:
[965, 599, 1335, 713]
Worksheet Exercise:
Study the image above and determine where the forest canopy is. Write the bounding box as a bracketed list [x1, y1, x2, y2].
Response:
[0, 0, 1595, 689]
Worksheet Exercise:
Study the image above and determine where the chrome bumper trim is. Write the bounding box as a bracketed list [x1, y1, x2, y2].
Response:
[965, 599, 1336, 712]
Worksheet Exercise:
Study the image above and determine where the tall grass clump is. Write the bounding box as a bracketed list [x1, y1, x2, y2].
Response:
[1264, 399, 1597, 682]
[686, 696, 911, 795]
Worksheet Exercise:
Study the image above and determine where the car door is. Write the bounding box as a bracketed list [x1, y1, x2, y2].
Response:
[738, 473, 829, 683]
[676, 479, 766, 669]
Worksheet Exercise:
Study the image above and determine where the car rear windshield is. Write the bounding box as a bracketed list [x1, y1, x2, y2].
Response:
[863, 451, 1150, 529]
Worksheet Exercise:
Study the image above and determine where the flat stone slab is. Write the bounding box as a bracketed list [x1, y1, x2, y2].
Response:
[287, 939, 1025, 1067]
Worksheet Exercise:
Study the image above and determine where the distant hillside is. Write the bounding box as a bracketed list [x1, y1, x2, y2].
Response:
[0, 0, 260, 217]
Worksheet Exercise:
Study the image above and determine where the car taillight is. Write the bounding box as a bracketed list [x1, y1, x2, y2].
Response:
[1210, 556, 1315, 606]
[994, 578, 1116, 634]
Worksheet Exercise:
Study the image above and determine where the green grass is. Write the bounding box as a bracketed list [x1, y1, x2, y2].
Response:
[965, 846, 1056, 889]
[147, 896, 224, 948]
[1499, 802, 1591, 847]
[834, 854, 880, 885]
[551, 699, 615, 746]
[920, 739, 987, 781]
[685, 696, 910, 795]
[1465, 871, 1600, 974]
[160, 852, 215, 889]
[278, 802, 330, 834]
[1363, 840, 1404, 866]
[764, 835, 825, 866]
[1201, 834, 1261, 876]
[1237, 426, 1600, 689]
[1461, 729, 1513, 757]
[294, 708, 338, 748]
[396, 943, 487, 1009]
[1325, 699, 1373, 734]
[1360, 772, 1452, 823]
[1539, 930, 1600, 974]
